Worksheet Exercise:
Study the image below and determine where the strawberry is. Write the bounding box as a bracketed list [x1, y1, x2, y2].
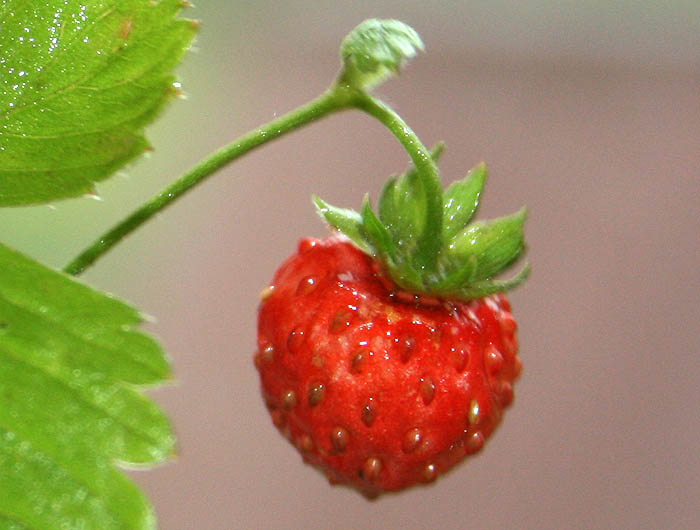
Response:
[255, 143, 529, 496]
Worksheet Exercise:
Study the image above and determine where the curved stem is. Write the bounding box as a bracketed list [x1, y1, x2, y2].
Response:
[351, 92, 443, 269]
[63, 88, 354, 276]
[63, 85, 441, 277]
[351, 93, 436, 182]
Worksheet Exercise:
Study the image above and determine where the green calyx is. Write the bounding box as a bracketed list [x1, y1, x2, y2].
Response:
[315, 19, 528, 301]
[313, 145, 529, 301]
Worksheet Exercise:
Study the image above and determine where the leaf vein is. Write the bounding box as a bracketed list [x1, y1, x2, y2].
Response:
[1, 75, 170, 140]
[0, 292, 165, 383]
[0, 145, 140, 174]
[0, 3, 120, 119]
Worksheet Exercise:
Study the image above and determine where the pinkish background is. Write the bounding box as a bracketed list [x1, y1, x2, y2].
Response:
[2, 2, 698, 529]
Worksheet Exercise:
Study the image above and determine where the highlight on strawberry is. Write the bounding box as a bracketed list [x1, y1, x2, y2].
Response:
[255, 19, 529, 497]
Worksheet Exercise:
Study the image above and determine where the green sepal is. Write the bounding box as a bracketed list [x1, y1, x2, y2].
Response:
[444, 207, 527, 282]
[338, 19, 424, 91]
[377, 176, 399, 231]
[378, 142, 445, 240]
[431, 253, 479, 293]
[454, 263, 531, 300]
[360, 195, 396, 262]
[443, 162, 487, 241]
[384, 259, 426, 293]
[315, 156, 528, 301]
[377, 143, 445, 268]
[313, 195, 374, 254]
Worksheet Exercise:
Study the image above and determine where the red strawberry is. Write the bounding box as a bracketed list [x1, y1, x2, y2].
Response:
[256, 147, 529, 496]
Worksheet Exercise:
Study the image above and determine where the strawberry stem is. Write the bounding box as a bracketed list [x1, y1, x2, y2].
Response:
[351, 92, 443, 272]
[64, 19, 429, 276]
[64, 18, 528, 297]
[63, 87, 443, 278]
[63, 88, 355, 275]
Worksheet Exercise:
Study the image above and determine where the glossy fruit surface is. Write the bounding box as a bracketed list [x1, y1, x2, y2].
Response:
[256, 236, 521, 496]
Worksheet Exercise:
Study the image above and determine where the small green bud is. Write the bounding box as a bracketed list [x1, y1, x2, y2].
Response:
[338, 19, 424, 91]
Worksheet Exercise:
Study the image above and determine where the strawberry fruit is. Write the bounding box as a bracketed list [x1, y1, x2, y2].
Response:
[256, 146, 528, 496]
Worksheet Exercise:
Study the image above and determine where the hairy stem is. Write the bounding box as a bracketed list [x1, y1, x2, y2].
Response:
[63, 88, 354, 275]
[63, 85, 440, 277]
[351, 92, 443, 269]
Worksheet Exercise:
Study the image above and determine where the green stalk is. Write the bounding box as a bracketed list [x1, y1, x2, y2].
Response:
[63, 88, 442, 278]
[63, 18, 448, 278]
[63, 88, 355, 276]
[351, 92, 443, 270]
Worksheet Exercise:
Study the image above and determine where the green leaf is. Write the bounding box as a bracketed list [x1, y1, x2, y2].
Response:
[0, 243, 174, 529]
[443, 162, 487, 242]
[313, 195, 373, 254]
[0, 0, 197, 206]
[338, 19, 424, 91]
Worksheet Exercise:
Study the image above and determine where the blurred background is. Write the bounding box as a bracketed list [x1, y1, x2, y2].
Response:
[1, 1, 698, 528]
